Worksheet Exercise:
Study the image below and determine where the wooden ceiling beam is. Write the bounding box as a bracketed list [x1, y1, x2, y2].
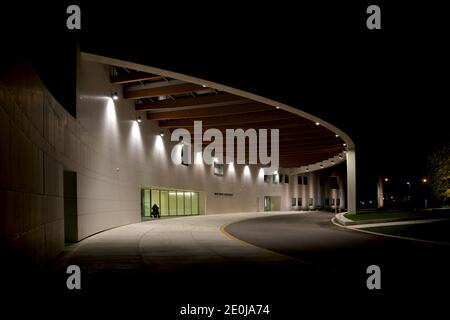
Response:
[124, 83, 205, 99]
[168, 119, 312, 133]
[278, 152, 342, 158]
[136, 93, 248, 111]
[110, 71, 164, 84]
[171, 144, 340, 155]
[279, 141, 344, 148]
[279, 145, 343, 152]
[159, 110, 298, 128]
[281, 160, 337, 165]
[195, 141, 342, 151]
[147, 103, 273, 120]
[278, 135, 342, 143]
[278, 127, 335, 137]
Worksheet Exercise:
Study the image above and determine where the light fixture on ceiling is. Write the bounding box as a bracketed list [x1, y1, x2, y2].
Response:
[338, 155, 343, 159]
[275, 106, 280, 109]
[331, 160, 335, 164]
[159, 132, 164, 137]
[343, 143, 347, 147]
[315, 122, 320, 126]
[136, 116, 142, 123]
[202, 84, 207, 88]
[320, 164, 324, 168]
[112, 92, 119, 100]
[305, 168, 309, 171]
[335, 134, 339, 138]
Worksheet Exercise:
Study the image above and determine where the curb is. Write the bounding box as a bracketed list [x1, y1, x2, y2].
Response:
[333, 212, 353, 225]
[331, 216, 450, 247]
[333, 212, 450, 227]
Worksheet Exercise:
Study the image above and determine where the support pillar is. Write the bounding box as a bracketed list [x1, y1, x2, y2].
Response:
[377, 176, 384, 208]
[346, 149, 356, 214]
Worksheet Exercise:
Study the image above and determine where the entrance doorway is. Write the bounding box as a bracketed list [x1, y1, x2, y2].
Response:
[63, 171, 78, 242]
[141, 187, 202, 218]
[264, 196, 281, 211]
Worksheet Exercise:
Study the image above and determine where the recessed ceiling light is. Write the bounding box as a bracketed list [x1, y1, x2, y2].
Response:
[335, 134, 339, 138]
[112, 92, 119, 100]
[343, 143, 347, 147]
[159, 132, 164, 137]
[275, 106, 280, 109]
[136, 116, 142, 123]
[315, 122, 320, 126]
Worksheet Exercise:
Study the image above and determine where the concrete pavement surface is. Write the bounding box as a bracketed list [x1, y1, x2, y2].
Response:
[28, 211, 450, 317]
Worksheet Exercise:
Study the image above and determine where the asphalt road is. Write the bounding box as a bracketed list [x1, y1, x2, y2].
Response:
[225, 212, 450, 297]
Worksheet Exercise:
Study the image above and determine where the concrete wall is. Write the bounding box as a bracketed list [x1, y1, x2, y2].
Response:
[0, 62, 65, 268]
[78, 56, 345, 217]
[0, 57, 346, 268]
[75, 59, 304, 218]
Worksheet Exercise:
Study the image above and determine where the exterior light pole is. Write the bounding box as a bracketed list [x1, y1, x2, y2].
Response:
[406, 182, 411, 201]
[422, 178, 428, 208]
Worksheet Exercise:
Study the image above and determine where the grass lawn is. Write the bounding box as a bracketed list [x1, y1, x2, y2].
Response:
[344, 210, 425, 222]
[362, 220, 450, 243]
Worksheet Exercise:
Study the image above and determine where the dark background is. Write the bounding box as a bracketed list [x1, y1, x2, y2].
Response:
[1, 1, 449, 205]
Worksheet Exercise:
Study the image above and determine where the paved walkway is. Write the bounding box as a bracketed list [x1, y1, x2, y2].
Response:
[58, 212, 303, 271]
[45, 211, 450, 314]
[52, 212, 311, 293]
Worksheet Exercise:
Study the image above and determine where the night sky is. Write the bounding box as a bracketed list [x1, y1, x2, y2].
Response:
[2, 1, 449, 202]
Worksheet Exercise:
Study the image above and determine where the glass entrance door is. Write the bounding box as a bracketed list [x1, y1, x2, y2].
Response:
[142, 188, 200, 217]
[264, 196, 281, 211]
[160, 191, 168, 216]
[264, 196, 271, 211]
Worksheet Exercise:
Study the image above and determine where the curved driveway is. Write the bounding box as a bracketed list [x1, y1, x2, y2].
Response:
[51, 211, 450, 303]
[226, 212, 450, 293]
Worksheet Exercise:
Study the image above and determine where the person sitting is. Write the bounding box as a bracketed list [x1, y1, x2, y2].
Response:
[151, 203, 160, 218]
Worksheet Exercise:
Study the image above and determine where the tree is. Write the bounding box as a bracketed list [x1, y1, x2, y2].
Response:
[427, 143, 450, 206]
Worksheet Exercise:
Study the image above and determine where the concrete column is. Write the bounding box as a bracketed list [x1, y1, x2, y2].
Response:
[338, 176, 345, 210]
[346, 149, 356, 214]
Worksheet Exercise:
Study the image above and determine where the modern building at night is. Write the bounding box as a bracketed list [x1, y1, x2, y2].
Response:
[0, 53, 355, 266]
